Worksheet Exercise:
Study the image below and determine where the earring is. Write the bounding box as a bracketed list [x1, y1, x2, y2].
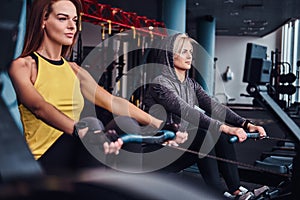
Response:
[42, 25, 45, 29]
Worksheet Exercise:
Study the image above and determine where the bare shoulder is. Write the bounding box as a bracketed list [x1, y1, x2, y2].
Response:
[12, 56, 35, 65]
[68, 61, 80, 70]
[68, 61, 89, 76]
[68, 61, 83, 74]
[9, 56, 37, 81]
[10, 56, 36, 71]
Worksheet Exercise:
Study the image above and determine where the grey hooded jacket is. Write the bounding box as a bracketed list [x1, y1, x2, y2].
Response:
[143, 33, 245, 134]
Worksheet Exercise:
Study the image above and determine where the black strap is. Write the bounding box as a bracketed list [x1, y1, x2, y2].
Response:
[243, 119, 254, 130]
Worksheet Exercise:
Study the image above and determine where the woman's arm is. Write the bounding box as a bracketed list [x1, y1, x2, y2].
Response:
[9, 57, 122, 154]
[194, 81, 266, 138]
[148, 78, 220, 132]
[9, 57, 75, 134]
[148, 78, 253, 142]
[69, 62, 163, 129]
[193, 80, 245, 127]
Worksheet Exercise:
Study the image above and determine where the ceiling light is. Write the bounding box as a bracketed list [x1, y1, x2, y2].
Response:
[243, 19, 268, 27]
[224, 0, 234, 3]
[243, 19, 252, 23]
[230, 11, 239, 16]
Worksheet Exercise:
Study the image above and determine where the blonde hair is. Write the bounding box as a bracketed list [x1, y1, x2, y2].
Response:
[173, 33, 195, 55]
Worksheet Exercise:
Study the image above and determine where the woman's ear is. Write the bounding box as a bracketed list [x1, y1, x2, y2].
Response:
[42, 15, 47, 29]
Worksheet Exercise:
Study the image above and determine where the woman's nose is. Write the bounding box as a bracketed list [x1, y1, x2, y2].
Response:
[68, 20, 76, 30]
[187, 52, 192, 59]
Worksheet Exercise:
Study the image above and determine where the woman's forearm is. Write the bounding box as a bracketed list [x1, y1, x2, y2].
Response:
[110, 96, 163, 128]
[74, 64, 163, 129]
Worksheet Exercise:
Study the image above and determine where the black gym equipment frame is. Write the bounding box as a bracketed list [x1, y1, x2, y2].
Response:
[0, 88, 43, 182]
[0, 0, 43, 182]
[248, 84, 300, 142]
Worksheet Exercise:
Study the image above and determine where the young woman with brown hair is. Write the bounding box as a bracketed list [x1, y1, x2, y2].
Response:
[8, 0, 187, 175]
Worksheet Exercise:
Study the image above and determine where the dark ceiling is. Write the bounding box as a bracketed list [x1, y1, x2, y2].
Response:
[98, 0, 300, 37]
[187, 0, 300, 37]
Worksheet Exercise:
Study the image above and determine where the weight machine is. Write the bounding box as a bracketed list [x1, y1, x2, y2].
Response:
[242, 43, 300, 140]
[241, 43, 300, 199]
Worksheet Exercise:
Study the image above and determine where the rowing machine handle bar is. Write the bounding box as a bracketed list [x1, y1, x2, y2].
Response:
[229, 132, 260, 143]
[120, 130, 176, 144]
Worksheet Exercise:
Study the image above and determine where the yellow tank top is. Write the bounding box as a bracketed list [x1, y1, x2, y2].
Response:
[19, 52, 84, 159]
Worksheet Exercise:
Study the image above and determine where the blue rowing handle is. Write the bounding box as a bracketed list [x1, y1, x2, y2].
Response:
[120, 130, 176, 144]
[229, 132, 260, 143]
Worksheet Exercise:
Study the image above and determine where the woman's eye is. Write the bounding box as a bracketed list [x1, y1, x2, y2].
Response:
[182, 50, 188, 54]
[59, 17, 67, 21]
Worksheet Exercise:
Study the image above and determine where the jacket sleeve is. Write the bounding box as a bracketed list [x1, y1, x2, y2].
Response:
[193, 80, 245, 127]
[149, 77, 222, 133]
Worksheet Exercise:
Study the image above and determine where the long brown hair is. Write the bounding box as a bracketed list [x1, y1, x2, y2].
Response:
[21, 0, 82, 58]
